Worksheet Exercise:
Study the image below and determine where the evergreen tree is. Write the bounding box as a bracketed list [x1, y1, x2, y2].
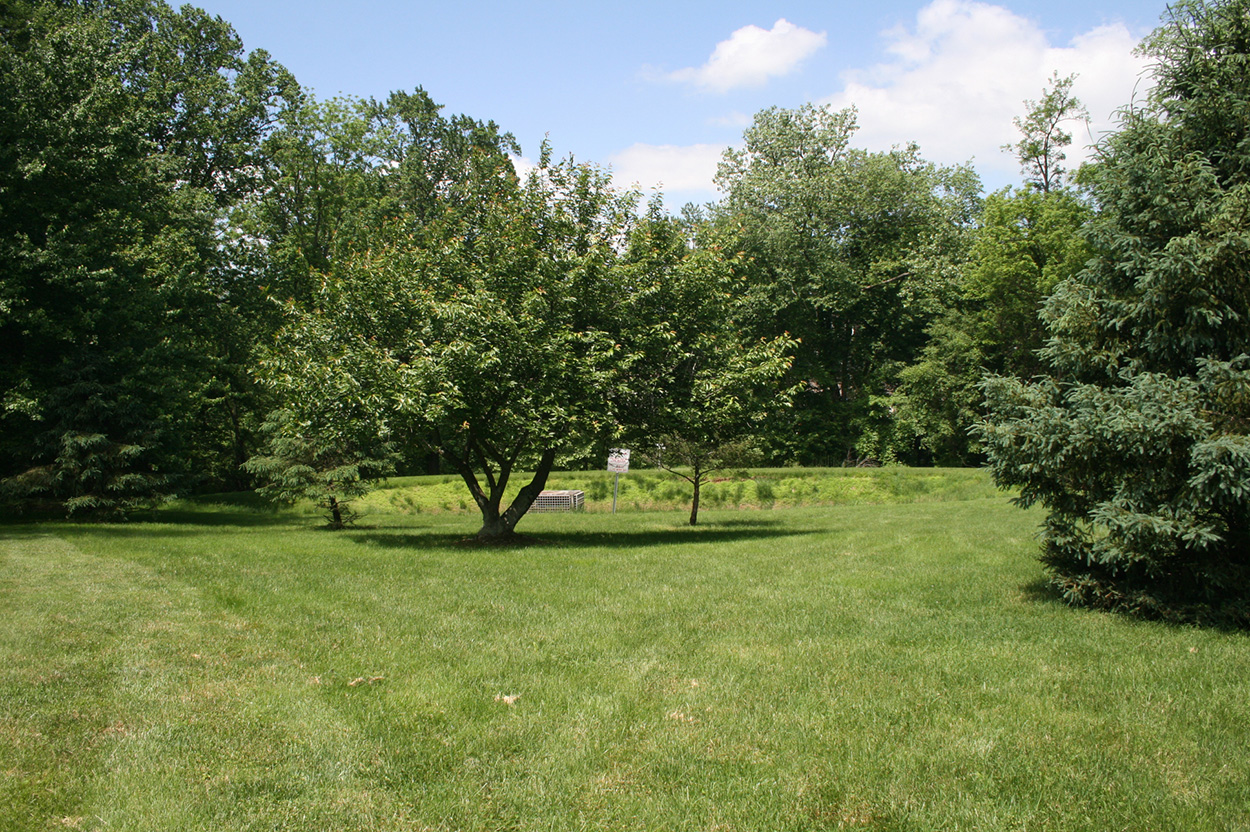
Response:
[980, 0, 1250, 624]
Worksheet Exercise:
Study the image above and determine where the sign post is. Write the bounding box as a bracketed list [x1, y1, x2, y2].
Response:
[607, 448, 630, 513]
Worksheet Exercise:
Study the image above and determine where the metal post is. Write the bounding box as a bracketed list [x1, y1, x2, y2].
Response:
[607, 448, 629, 514]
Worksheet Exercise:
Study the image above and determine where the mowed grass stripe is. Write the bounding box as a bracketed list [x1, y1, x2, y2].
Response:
[2, 498, 1248, 830]
[0, 532, 404, 830]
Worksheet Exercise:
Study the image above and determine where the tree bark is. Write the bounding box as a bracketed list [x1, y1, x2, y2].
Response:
[689, 465, 702, 526]
[227, 396, 250, 491]
[476, 503, 506, 539]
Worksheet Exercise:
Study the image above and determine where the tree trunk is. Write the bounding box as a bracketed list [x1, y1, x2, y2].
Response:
[474, 446, 558, 542]
[227, 396, 250, 491]
[327, 496, 344, 529]
[476, 510, 508, 540]
[689, 469, 701, 526]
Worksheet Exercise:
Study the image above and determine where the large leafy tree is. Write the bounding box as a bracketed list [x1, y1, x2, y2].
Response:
[263, 148, 636, 541]
[232, 87, 519, 307]
[244, 90, 522, 522]
[233, 88, 519, 489]
[980, 0, 1250, 624]
[0, 0, 292, 513]
[714, 104, 980, 465]
[891, 76, 1094, 465]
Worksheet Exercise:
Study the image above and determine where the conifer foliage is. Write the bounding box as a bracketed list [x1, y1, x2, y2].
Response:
[980, 0, 1250, 624]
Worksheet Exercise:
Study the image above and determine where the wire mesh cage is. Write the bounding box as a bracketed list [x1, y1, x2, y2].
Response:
[530, 490, 585, 512]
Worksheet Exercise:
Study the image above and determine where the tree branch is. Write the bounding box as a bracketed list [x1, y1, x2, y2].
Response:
[861, 271, 911, 292]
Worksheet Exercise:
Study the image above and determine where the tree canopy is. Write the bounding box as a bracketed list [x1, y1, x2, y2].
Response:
[891, 186, 1094, 465]
[0, 0, 293, 514]
[714, 104, 981, 465]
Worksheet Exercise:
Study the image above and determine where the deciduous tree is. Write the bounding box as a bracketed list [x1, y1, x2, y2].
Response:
[714, 104, 979, 464]
[1003, 71, 1090, 194]
[266, 148, 635, 540]
[893, 187, 1093, 464]
[617, 206, 797, 525]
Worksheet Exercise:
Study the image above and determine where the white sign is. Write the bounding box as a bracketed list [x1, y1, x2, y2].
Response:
[607, 448, 631, 473]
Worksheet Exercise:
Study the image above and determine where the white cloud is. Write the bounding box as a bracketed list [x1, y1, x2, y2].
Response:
[607, 143, 727, 195]
[821, 0, 1152, 183]
[668, 19, 827, 93]
[612, 1, 1152, 206]
[509, 154, 535, 181]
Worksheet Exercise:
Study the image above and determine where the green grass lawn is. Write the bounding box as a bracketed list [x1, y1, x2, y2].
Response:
[2, 477, 1248, 830]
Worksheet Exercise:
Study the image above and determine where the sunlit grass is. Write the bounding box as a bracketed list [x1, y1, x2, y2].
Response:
[349, 465, 1003, 519]
[2, 492, 1247, 830]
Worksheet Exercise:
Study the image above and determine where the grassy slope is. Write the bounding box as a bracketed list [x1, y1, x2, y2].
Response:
[2, 481, 1248, 830]
[358, 466, 1003, 518]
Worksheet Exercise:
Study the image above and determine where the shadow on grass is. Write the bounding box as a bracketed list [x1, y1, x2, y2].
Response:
[1019, 575, 1250, 634]
[2, 506, 308, 537]
[4, 506, 826, 550]
[0, 489, 305, 532]
[135, 509, 301, 528]
[1020, 576, 1065, 606]
[350, 516, 823, 551]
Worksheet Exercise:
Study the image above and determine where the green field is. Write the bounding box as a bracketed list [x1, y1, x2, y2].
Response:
[2, 470, 1248, 831]
[287, 466, 1003, 520]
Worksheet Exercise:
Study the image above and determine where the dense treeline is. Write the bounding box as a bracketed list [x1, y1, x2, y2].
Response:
[3, 1, 1247, 613]
[1, 0, 296, 511]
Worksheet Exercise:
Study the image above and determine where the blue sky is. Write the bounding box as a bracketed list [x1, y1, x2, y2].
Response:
[198, 0, 1169, 208]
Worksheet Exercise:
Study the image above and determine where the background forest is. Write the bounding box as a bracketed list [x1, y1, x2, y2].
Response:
[0, 0, 1077, 506]
[3, 1, 1249, 615]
